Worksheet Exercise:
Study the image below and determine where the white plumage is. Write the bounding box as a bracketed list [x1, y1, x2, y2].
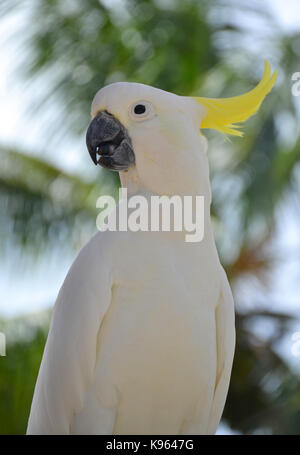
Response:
[27, 82, 236, 435]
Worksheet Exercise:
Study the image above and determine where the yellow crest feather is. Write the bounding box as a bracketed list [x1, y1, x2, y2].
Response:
[193, 61, 277, 137]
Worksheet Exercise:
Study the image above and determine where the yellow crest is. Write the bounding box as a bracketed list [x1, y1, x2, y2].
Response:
[193, 61, 277, 137]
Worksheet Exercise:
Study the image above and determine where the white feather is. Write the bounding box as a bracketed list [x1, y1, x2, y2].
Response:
[27, 82, 235, 434]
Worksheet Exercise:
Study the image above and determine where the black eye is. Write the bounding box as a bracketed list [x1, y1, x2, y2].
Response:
[134, 104, 146, 115]
[130, 101, 155, 121]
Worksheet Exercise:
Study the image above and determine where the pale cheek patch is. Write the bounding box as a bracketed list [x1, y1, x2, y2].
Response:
[159, 116, 188, 149]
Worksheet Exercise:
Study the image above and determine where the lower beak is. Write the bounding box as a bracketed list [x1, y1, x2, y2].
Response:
[86, 110, 135, 171]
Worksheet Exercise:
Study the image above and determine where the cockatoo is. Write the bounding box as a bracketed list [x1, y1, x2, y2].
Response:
[27, 61, 276, 435]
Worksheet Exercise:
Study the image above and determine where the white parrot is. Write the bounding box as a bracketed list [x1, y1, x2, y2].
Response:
[27, 62, 276, 435]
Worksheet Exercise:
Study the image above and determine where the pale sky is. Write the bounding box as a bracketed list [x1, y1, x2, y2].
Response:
[267, 0, 300, 31]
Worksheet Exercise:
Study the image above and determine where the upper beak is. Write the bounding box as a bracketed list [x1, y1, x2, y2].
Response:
[86, 110, 135, 171]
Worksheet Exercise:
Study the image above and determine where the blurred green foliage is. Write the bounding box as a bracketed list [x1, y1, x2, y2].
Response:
[0, 145, 119, 251]
[0, 315, 49, 434]
[0, 0, 300, 434]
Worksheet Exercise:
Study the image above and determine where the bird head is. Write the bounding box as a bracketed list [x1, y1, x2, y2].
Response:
[86, 61, 276, 196]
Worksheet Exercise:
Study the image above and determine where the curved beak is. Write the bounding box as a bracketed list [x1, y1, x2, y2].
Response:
[86, 110, 135, 171]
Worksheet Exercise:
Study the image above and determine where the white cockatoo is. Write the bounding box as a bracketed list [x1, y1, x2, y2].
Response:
[27, 62, 276, 435]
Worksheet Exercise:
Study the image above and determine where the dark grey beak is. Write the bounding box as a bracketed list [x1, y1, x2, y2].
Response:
[86, 110, 135, 171]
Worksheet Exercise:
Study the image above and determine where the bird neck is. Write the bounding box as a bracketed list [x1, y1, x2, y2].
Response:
[119, 167, 142, 196]
[119, 167, 215, 246]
